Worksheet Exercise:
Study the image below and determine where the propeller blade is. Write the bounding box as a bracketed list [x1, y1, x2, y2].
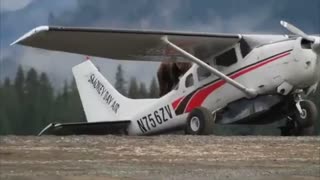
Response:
[280, 21, 315, 42]
[306, 82, 318, 96]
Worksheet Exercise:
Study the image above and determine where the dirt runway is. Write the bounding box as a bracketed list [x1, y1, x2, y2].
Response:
[0, 136, 319, 180]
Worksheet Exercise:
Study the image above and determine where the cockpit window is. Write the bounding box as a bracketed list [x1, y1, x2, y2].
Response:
[197, 66, 211, 81]
[185, 74, 194, 88]
[215, 48, 237, 66]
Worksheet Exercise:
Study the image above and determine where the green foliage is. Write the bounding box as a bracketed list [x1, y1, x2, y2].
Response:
[0, 68, 85, 135]
[138, 82, 148, 99]
[128, 76, 160, 99]
[128, 77, 139, 99]
[114, 65, 127, 96]
[0, 78, 15, 134]
[14, 65, 25, 100]
[0, 65, 160, 135]
[149, 77, 159, 98]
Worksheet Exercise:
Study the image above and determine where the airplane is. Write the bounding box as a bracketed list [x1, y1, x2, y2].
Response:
[12, 21, 319, 136]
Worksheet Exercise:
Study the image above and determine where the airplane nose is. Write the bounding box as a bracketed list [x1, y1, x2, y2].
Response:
[280, 21, 320, 60]
[280, 21, 320, 88]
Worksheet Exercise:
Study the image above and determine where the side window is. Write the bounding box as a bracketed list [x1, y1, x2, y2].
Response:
[174, 82, 179, 90]
[239, 39, 252, 58]
[185, 74, 194, 88]
[197, 66, 211, 81]
[215, 48, 237, 66]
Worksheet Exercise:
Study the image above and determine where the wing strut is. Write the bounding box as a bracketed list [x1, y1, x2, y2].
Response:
[161, 36, 257, 98]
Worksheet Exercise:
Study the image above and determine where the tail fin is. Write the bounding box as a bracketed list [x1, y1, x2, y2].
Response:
[72, 60, 128, 122]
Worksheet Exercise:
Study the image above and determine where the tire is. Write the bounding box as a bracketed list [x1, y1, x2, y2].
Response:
[294, 100, 318, 128]
[185, 107, 214, 135]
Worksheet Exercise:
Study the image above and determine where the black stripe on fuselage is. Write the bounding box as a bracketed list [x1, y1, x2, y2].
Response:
[175, 90, 198, 115]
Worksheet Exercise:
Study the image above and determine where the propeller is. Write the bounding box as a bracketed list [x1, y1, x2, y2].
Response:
[280, 20, 320, 55]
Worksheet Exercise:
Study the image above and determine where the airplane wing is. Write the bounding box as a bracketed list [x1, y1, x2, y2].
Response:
[12, 26, 241, 61]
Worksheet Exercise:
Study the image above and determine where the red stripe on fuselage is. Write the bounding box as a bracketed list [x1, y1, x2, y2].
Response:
[184, 52, 291, 113]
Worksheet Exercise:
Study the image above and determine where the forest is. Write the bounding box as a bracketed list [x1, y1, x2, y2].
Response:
[0, 65, 159, 135]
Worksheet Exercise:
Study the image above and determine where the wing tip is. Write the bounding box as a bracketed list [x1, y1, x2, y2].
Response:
[10, 25, 50, 46]
[280, 20, 287, 28]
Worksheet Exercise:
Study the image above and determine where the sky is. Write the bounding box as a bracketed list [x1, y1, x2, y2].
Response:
[0, 0, 319, 89]
[0, 0, 33, 12]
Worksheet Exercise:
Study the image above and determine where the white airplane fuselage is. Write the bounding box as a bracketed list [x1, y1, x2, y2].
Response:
[126, 37, 320, 135]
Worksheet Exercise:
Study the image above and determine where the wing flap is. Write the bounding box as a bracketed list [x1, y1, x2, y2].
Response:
[13, 26, 241, 61]
[38, 120, 131, 136]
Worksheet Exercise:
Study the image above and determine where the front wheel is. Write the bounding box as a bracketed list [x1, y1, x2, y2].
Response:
[185, 107, 214, 135]
[294, 100, 318, 128]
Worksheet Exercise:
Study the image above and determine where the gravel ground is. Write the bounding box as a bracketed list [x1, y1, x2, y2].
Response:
[0, 136, 319, 180]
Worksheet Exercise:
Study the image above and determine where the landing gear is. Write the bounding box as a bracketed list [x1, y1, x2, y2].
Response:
[280, 91, 318, 136]
[185, 107, 215, 135]
[293, 100, 318, 128]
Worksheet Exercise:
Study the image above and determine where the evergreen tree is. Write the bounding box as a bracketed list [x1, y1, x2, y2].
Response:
[0, 67, 87, 135]
[35, 73, 54, 130]
[14, 65, 25, 100]
[149, 77, 159, 98]
[12, 66, 26, 134]
[67, 78, 86, 123]
[138, 82, 148, 98]
[22, 68, 39, 134]
[0, 100, 10, 134]
[51, 92, 64, 123]
[0, 78, 16, 134]
[53, 81, 70, 124]
[62, 80, 69, 103]
[114, 64, 127, 96]
[4, 77, 21, 134]
[128, 77, 139, 99]
[0, 85, 4, 133]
